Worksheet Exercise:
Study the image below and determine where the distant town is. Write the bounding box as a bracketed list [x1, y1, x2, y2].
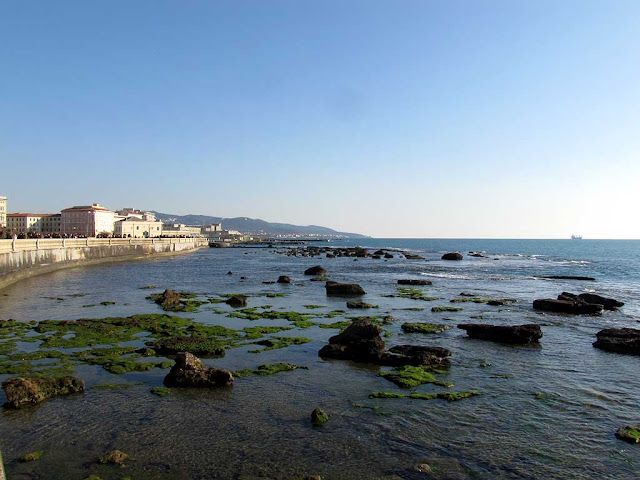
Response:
[0, 196, 355, 242]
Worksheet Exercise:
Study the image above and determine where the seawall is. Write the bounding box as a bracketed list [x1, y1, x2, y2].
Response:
[0, 237, 208, 290]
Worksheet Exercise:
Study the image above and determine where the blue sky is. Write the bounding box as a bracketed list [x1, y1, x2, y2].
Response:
[1, 0, 639, 238]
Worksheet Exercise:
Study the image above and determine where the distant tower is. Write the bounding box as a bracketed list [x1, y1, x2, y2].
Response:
[0, 196, 6, 227]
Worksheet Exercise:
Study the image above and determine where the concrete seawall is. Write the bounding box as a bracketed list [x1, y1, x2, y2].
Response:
[0, 237, 208, 290]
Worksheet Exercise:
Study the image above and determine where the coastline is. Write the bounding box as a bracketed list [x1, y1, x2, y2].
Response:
[0, 237, 208, 291]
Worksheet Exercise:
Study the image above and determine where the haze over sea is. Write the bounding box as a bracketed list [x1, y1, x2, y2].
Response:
[1, 238, 638, 479]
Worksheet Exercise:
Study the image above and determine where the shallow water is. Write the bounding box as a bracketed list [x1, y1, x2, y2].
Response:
[0, 240, 639, 479]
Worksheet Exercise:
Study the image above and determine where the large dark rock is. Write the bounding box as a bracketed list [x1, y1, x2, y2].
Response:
[533, 298, 603, 315]
[593, 328, 640, 355]
[277, 275, 292, 284]
[164, 352, 233, 388]
[442, 252, 463, 261]
[318, 318, 385, 362]
[558, 291, 623, 310]
[2, 376, 85, 409]
[325, 281, 365, 296]
[318, 319, 450, 367]
[225, 295, 248, 307]
[537, 275, 596, 281]
[157, 289, 181, 310]
[578, 293, 624, 310]
[457, 324, 542, 344]
[304, 266, 327, 276]
[398, 279, 433, 286]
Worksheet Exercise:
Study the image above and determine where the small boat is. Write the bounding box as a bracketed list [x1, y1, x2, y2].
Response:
[571, 234, 583, 240]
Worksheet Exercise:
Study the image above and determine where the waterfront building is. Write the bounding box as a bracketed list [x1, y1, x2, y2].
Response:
[0, 196, 6, 227]
[202, 223, 222, 233]
[7, 213, 61, 234]
[116, 208, 157, 222]
[161, 224, 202, 237]
[114, 217, 163, 238]
[61, 203, 116, 237]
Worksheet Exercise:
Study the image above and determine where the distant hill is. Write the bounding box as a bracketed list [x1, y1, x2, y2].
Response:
[152, 212, 368, 238]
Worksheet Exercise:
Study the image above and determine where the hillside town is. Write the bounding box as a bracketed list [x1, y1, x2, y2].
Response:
[0, 196, 249, 242]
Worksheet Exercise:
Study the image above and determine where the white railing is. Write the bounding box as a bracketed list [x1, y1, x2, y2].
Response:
[0, 237, 206, 254]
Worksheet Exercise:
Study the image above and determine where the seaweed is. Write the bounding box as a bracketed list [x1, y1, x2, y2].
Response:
[431, 306, 463, 313]
[380, 365, 453, 388]
[249, 337, 312, 353]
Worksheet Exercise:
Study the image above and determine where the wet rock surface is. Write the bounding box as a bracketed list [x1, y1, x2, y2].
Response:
[277, 275, 292, 284]
[457, 323, 543, 344]
[532, 298, 603, 315]
[325, 281, 366, 296]
[558, 292, 624, 310]
[441, 252, 463, 260]
[2, 376, 85, 409]
[319, 319, 450, 367]
[225, 295, 248, 307]
[593, 328, 640, 355]
[163, 352, 233, 388]
[397, 279, 433, 286]
[304, 266, 327, 276]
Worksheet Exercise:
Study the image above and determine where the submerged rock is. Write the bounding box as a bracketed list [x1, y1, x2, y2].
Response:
[532, 298, 603, 315]
[225, 295, 248, 307]
[457, 323, 542, 344]
[277, 275, 292, 284]
[150, 337, 225, 356]
[401, 322, 450, 334]
[397, 279, 433, 286]
[593, 328, 640, 355]
[98, 450, 129, 465]
[163, 352, 233, 388]
[441, 252, 463, 261]
[304, 266, 328, 276]
[384, 345, 451, 367]
[346, 300, 378, 309]
[325, 281, 366, 296]
[2, 376, 85, 409]
[311, 407, 329, 426]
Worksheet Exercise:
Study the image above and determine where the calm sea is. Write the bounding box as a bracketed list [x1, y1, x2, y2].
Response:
[0, 238, 638, 479]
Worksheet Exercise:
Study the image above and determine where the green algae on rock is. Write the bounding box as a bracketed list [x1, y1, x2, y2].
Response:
[384, 287, 439, 301]
[242, 326, 294, 339]
[2, 375, 85, 409]
[311, 407, 329, 425]
[254, 362, 308, 375]
[18, 450, 43, 462]
[380, 365, 453, 388]
[98, 449, 129, 465]
[150, 386, 172, 397]
[615, 426, 640, 443]
[401, 323, 451, 334]
[369, 391, 480, 401]
[249, 337, 312, 353]
[346, 300, 378, 309]
[431, 306, 463, 313]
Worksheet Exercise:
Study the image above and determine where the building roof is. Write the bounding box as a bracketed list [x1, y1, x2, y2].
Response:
[61, 203, 113, 212]
[8, 213, 61, 217]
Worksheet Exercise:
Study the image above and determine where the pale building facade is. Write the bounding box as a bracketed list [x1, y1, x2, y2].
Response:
[161, 224, 202, 237]
[61, 204, 116, 237]
[0, 196, 6, 227]
[7, 213, 62, 234]
[114, 217, 163, 238]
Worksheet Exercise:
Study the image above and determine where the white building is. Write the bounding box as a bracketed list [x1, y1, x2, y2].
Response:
[61, 203, 116, 237]
[7, 213, 61, 234]
[114, 217, 163, 238]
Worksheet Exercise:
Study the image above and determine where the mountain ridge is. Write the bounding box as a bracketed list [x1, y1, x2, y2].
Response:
[151, 212, 368, 238]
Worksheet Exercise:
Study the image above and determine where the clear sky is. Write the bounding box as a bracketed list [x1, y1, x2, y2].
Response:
[1, 0, 639, 238]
